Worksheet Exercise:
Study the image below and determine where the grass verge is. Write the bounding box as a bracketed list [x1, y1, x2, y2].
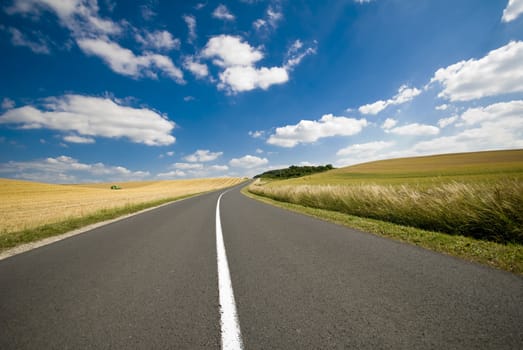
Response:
[242, 187, 523, 274]
[0, 193, 199, 252]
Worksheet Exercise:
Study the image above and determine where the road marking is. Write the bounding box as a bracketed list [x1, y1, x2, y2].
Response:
[216, 192, 244, 350]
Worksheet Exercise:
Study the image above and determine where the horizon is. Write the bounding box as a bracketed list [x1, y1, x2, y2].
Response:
[1, 0, 523, 183]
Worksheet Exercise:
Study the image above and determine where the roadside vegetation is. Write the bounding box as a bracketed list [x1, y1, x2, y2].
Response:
[247, 150, 523, 273]
[0, 177, 244, 251]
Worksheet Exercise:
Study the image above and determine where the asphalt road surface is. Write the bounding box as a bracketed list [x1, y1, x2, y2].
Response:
[1, 183, 522, 349]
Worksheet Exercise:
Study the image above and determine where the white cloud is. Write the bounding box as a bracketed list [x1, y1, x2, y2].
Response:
[249, 130, 265, 138]
[267, 114, 368, 147]
[387, 123, 440, 136]
[171, 162, 204, 170]
[459, 100, 523, 126]
[63, 135, 95, 144]
[229, 155, 268, 168]
[0, 155, 150, 183]
[431, 41, 523, 102]
[284, 40, 317, 69]
[184, 149, 223, 162]
[253, 5, 283, 32]
[255, 148, 264, 154]
[202, 35, 263, 68]
[183, 56, 209, 78]
[183, 14, 197, 43]
[158, 162, 229, 178]
[201, 35, 314, 93]
[77, 38, 184, 83]
[381, 118, 398, 129]
[437, 116, 458, 128]
[435, 104, 449, 111]
[2, 98, 15, 110]
[337, 141, 395, 156]
[0, 94, 176, 146]
[7, 27, 50, 54]
[502, 0, 523, 22]
[212, 4, 235, 21]
[218, 65, 288, 92]
[135, 30, 180, 51]
[359, 85, 421, 115]
[157, 170, 186, 178]
[6, 0, 122, 37]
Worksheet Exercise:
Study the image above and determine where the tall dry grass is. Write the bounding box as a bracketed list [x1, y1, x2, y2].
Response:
[249, 180, 523, 244]
[0, 178, 243, 235]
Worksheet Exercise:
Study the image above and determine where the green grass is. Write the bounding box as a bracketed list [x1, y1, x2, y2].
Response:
[242, 187, 523, 274]
[0, 193, 199, 252]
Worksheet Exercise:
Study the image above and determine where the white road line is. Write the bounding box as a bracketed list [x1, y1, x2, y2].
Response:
[216, 192, 244, 350]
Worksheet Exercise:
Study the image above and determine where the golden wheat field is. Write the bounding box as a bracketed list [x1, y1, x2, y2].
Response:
[0, 177, 244, 234]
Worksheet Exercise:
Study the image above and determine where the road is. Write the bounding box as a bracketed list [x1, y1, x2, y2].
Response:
[1, 183, 522, 349]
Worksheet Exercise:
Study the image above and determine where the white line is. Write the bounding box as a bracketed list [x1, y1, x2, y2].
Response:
[216, 192, 244, 350]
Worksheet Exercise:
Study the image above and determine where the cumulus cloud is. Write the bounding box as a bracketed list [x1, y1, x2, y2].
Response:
[77, 38, 184, 82]
[212, 4, 235, 21]
[458, 100, 523, 126]
[0, 94, 176, 146]
[184, 149, 223, 162]
[248, 130, 265, 138]
[253, 5, 283, 33]
[201, 35, 314, 93]
[430, 41, 523, 101]
[229, 155, 268, 168]
[502, 0, 523, 22]
[134, 30, 180, 51]
[359, 85, 421, 115]
[381, 118, 398, 130]
[183, 56, 209, 79]
[267, 114, 368, 147]
[0, 155, 150, 183]
[435, 104, 449, 111]
[386, 123, 440, 136]
[284, 39, 317, 69]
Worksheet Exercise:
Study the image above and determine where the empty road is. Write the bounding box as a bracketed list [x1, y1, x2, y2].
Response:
[1, 183, 522, 349]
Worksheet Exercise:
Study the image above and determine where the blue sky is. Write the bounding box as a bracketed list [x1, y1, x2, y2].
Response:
[0, 0, 522, 183]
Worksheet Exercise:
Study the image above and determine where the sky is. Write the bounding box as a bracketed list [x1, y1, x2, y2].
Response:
[0, 0, 522, 183]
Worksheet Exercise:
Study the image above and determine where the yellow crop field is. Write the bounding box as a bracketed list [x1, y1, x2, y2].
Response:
[0, 177, 244, 235]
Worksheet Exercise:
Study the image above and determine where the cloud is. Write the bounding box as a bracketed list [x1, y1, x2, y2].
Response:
[359, 85, 421, 115]
[386, 123, 440, 136]
[267, 114, 368, 147]
[183, 14, 197, 43]
[184, 149, 223, 162]
[435, 104, 449, 111]
[502, 0, 523, 22]
[218, 65, 288, 92]
[213, 4, 235, 21]
[458, 100, 523, 126]
[253, 5, 283, 33]
[63, 135, 95, 144]
[381, 118, 398, 129]
[430, 41, 523, 102]
[183, 56, 209, 78]
[201, 35, 313, 93]
[229, 155, 268, 168]
[6, 0, 122, 37]
[77, 38, 184, 82]
[0, 94, 176, 146]
[437, 116, 458, 128]
[202, 35, 263, 68]
[337, 141, 395, 157]
[134, 30, 180, 51]
[158, 161, 229, 178]
[284, 40, 317, 69]
[2, 98, 15, 110]
[0, 155, 150, 183]
[7, 27, 51, 54]
[248, 130, 265, 138]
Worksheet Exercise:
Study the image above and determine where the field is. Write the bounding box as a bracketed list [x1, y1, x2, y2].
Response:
[0, 177, 244, 249]
[248, 150, 523, 272]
